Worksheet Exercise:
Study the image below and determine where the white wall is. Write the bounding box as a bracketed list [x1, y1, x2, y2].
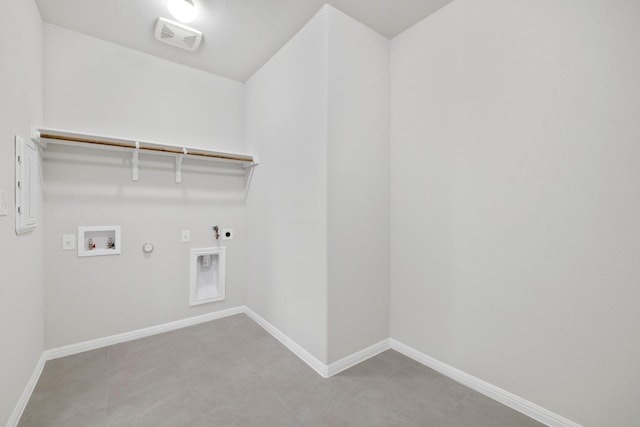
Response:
[43, 24, 247, 348]
[0, 0, 44, 424]
[390, 1, 640, 425]
[245, 8, 330, 362]
[245, 5, 391, 364]
[326, 7, 390, 363]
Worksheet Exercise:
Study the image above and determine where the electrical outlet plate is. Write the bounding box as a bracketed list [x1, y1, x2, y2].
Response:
[0, 190, 8, 216]
[62, 235, 76, 250]
[221, 228, 233, 240]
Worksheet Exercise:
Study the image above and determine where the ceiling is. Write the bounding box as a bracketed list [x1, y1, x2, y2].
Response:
[35, 0, 453, 82]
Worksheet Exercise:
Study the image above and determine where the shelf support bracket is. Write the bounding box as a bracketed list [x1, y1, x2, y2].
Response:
[132, 141, 140, 181]
[176, 147, 187, 183]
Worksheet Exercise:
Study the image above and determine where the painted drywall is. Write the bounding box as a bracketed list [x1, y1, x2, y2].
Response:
[390, 1, 640, 425]
[326, 7, 390, 363]
[245, 5, 391, 364]
[0, 0, 44, 424]
[43, 24, 247, 348]
[245, 7, 329, 362]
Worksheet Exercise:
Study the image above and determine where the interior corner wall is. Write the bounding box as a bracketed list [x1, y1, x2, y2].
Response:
[0, 0, 44, 424]
[390, 1, 640, 425]
[42, 24, 247, 349]
[244, 7, 330, 363]
[326, 7, 390, 363]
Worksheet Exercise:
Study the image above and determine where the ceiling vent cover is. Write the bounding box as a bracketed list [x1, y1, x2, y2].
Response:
[154, 17, 202, 51]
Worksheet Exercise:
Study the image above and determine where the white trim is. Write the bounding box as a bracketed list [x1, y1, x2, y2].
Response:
[327, 339, 390, 377]
[44, 306, 244, 360]
[10, 310, 581, 427]
[6, 353, 46, 427]
[389, 339, 582, 427]
[243, 307, 330, 378]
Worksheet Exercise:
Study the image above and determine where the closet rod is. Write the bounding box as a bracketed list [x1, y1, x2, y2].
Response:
[38, 131, 255, 163]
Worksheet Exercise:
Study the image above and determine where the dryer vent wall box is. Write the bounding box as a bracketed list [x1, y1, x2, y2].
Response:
[190, 247, 226, 306]
[15, 134, 39, 234]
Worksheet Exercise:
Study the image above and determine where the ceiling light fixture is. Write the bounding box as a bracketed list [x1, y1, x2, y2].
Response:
[167, 0, 197, 23]
[154, 18, 203, 51]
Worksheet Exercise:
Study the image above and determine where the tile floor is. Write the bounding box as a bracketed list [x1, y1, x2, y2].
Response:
[19, 314, 544, 426]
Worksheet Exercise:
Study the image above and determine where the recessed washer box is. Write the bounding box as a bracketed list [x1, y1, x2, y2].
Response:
[78, 226, 121, 257]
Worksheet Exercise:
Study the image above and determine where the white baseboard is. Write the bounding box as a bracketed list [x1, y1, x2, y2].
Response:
[11, 306, 389, 426]
[242, 308, 392, 379]
[243, 306, 330, 377]
[18, 306, 577, 427]
[41, 304, 387, 382]
[6, 353, 46, 427]
[389, 339, 582, 427]
[8, 306, 245, 426]
[327, 339, 390, 377]
[44, 306, 245, 360]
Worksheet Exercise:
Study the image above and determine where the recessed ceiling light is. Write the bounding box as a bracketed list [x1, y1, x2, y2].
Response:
[167, 0, 197, 23]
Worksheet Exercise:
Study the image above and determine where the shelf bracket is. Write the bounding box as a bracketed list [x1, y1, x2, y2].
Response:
[176, 147, 187, 183]
[243, 155, 259, 170]
[132, 141, 140, 181]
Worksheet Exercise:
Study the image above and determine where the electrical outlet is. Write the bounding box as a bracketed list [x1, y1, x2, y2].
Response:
[62, 235, 76, 250]
[0, 190, 8, 216]
[181, 229, 190, 243]
[221, 228, 234, 240]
